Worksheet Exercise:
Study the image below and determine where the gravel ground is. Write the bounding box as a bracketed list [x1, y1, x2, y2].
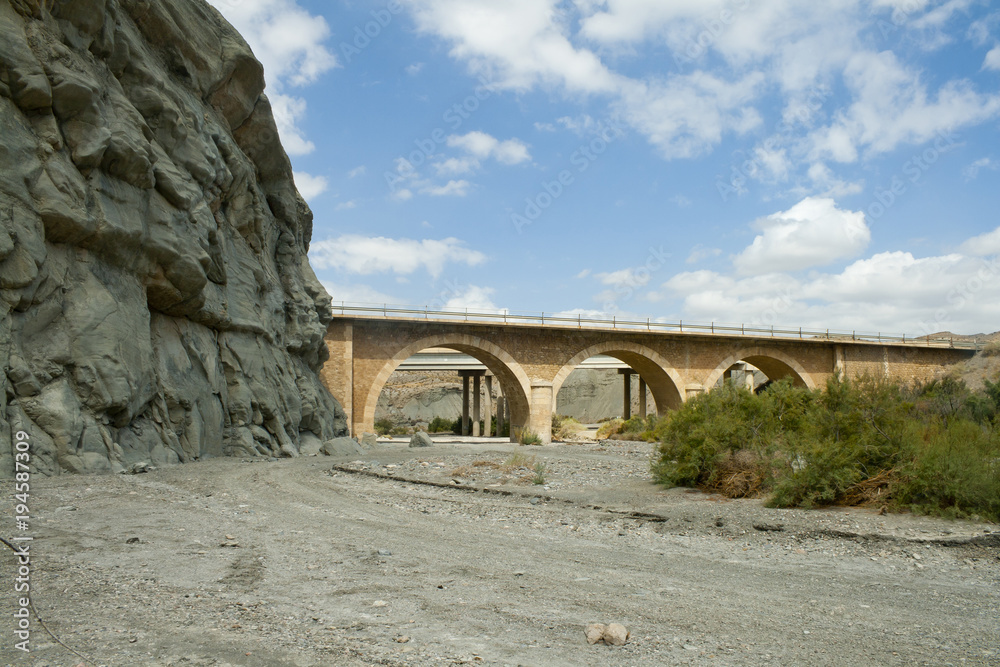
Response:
[1, 438, 998, 666]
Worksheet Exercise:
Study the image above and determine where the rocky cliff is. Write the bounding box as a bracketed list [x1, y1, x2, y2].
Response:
[0, 0, 347, 475]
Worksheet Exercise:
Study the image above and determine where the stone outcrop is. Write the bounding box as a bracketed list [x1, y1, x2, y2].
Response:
[0, 0, 347, 475]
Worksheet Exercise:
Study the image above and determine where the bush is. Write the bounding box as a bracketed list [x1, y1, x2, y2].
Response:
[516, 428, 543, 446]
[651, 374, 1000, 521]
[552, 415, 584, 441]
[428, 416, 462, 434]
[374, 418, 395, 436]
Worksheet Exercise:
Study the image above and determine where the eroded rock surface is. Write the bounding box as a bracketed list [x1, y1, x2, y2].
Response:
[0, 0, 346, 475]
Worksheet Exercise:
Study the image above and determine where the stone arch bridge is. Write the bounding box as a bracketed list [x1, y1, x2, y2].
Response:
[320, 307, 975, 443]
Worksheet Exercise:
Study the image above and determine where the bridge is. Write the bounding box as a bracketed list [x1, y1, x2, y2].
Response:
[320, 305, 977, 443]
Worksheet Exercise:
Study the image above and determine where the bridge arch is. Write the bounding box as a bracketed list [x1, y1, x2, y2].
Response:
[703, 347, 818, 391]
[361, 334, 533, 441]
[551, 341, 686, 416]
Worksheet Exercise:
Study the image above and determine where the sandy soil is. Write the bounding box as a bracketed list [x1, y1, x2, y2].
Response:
[2, 438, 998, 666]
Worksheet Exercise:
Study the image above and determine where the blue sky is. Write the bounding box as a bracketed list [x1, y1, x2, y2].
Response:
[208, 0, 1000, 336]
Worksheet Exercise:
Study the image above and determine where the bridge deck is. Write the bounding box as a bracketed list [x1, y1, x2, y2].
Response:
[331, 304, 980, 350]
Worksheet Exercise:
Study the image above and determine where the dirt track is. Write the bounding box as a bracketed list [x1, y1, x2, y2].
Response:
[2, 439, 998, 666]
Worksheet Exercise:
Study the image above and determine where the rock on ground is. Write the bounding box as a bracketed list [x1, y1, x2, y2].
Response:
[409, 431, 433, 448]
[0, 0, 346, 476]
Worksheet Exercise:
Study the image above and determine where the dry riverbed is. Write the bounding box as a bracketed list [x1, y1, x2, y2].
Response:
[2, 438, 998, 666]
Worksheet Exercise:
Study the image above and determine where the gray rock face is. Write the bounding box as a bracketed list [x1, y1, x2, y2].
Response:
[0, 0, 346, 476]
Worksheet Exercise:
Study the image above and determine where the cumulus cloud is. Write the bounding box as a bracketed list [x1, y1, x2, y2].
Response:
[733, 197, 870, 275]
[655, 213, 1000, 334]
[293, 171, 328, 200]
[309, 235, 486, 278]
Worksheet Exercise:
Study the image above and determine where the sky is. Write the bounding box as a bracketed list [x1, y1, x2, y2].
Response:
[207, 0, 1000, 337]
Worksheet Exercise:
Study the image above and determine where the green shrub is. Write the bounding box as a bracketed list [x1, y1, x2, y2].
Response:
[532, 462, 547, 485]
[650, 374, 1000, 521]
[374, 418, 395, 436]
[516, 428, 543, 446]
[894, 419, 1000, 520]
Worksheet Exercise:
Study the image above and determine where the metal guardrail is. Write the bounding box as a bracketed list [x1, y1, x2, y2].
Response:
[330, 302, 984, 350]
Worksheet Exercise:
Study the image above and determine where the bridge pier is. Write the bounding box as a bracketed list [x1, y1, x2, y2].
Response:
[484, 375, 493, 436]
[473, 374, 482, 437]
[529, 384, 553, 443]
[638, 377, 647, 419]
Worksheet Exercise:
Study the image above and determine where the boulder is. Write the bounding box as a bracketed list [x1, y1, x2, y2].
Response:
[320, 437, 364, 458]
[409, 431, 434, 448]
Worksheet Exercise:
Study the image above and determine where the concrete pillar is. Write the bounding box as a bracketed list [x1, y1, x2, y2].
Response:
[497, 396, 505, 437]
[484, 375, 493, 437]
[638, 377, 647, 419]
[473, 374, 481, 437]
[620, 369, 633, 419]
[529, 384, 553, 443]
[462, 374, 470, 436]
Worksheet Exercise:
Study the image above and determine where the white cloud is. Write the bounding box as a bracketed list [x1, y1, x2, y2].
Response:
[293, 171, 328, 200]
[656, 220, 1000, 335]
[615, 73, 764, 158]
[309, 235, 486, 278]
[984, 46, 1000, 71]
[321, 281, 399, 306]
[405, 0, 619, 94]
[575, 269, 591, 279]
[208, 0, 336, 154]
[442, 285, 504, 312]
[959, 225, 1000, 256]
[269, 94, 316, 155]
[406, 62, 425, 75]
[810, 50, 1000, 162]
[733, 197, 869, 275]
[534, 121, 556, 132]
[596, 267, 651, 288]
[335, 200, 358, 211]
[348, 166, 367, 178]
[963, 157, 995, 180]
[421, 180, 471, 196]
[404, 0, 1000, 181]
[670, 194, 693, 208]
[447, 131, 531, 164]
[433, 156, 480, 176]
